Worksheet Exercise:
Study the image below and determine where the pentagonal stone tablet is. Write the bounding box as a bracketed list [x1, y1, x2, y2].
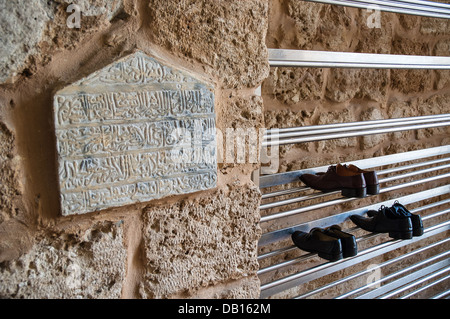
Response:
[53, 51, 217, 215]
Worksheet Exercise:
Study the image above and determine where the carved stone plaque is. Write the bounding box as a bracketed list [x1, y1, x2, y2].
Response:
[53, 51, 217, 215]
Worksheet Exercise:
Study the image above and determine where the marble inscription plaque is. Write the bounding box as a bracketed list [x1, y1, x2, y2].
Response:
[53, 51, 217, 215]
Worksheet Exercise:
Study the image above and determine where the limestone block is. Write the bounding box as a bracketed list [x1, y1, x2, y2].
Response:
[325, 68, 389, 103]
[218, 95, 264, 169]
[286, 0, 324, 49]
[0, 122, 22, 223]
[355, 13, 394, 54]
[0, 0, 53, 83]
[263, 67, 324, 104]
[0, 0, 126, 83]
[147, 0, 269, 89]
[264, 109, 313, 130]
[420, 16, 450, 35]
[53, 51, 217, 215]
[287, 0, 352, 50]
[59, 0, 123, 21]
[0, 221, 126, 299]
[139, 184, 261, 298]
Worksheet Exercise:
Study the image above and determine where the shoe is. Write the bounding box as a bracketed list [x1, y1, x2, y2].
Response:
[323, 225, 358, 258]
[292, 228, 343, 262]
[300, 164, 367, 198]
[367, 201, 423, 237]
[341, 164, 380, 195]
[350, 205, 413, 239]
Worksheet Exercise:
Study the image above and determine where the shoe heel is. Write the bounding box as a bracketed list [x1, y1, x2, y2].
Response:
[342, 187, 367, 198]
[388, 230, 413, 240]
[318, 251, 343, 262]
[411, 215, 424, 237]
[341, 238, 358, 258]
[367, 184, 380, 195]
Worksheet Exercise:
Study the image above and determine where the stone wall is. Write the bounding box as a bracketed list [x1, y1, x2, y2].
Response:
[0, 0, 448, 300]
[0, 0, 268, 298]
[264, 0, 450, 171]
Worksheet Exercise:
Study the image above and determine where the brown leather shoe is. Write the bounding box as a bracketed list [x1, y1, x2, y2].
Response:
[343, 164, 380, 195]
[300, 165, 367, 198]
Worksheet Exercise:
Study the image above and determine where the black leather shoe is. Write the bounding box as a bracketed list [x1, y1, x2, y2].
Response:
[292, 228, 343, 262]
[367, 201, 424, 237]
[350, 206, 413, 239]
[323, 225, 357, 258]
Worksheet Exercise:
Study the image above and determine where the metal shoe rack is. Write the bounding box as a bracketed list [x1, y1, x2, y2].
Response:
[255, 0, 450, 299]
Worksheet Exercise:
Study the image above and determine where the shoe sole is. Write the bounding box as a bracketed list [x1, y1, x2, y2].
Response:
[319, 187, 367, 198]
[389, 230, 413, 240]
[367, 184, 380, 195]
[341, 187, 367, 198]
[318, 251, 343, 262]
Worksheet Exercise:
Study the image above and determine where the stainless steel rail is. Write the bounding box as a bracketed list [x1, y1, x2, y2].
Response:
[260, 221, 450, 298]
[302, 0, 450, 19]
[260, 144, 450, 189]
[257, 142, 450, 298]
[263, 114, 450, 147]
[294, 238, 450, 298]
[268, 49, 450, 69]
[259, 13, 450, 297]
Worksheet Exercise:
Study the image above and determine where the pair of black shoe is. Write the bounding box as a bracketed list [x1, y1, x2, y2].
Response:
[291, 225, 357, 262]
[350, 201, 424, 240]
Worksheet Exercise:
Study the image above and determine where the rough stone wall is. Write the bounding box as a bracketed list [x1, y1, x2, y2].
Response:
[264, 0, 450, 170]
[261, 0, 450, 299]
[0, 0, 268, 298]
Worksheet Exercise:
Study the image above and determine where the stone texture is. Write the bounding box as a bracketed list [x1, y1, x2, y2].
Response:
[147, 0, 269, 89]
[0, 0, 125, 83]
[0, 221, 126, 298]
[217, 95, 264, 170]
[139, 184, 261, 298]
[264, 67, 324, 104]
[360, 107, 387, 150]
[53, 51, 217, 216]
[59, 0, 123, 21]
[0, 0, 54, 83]
[0, 121, 22, 223]
[325, 68, 390, 103]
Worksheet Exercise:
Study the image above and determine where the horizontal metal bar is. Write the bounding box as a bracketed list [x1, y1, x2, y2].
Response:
[392, 0, 450, 10]
[431, 288, 450, 299]
[259, 171, 450, 224]
[259, 221, 450, 298]
[380, 162, 450, 183]
[261, 187, 307, 200]
[260, 145, 450, 188]
[380, 157, 450, 175]
[259, 185, 449, 246]
[265, 114, 450, 140]
[268, 49, 450, 69]
[260, 157, 450, 210]
[401, 273, 450, 299]
[302, 0, 450, 19]
[358, 261, 450, 299]
[258, 198, 450, 274]
[258, 207, 450, 276]
[272, 114, 450, 135]
[294, 238, 450, 299]
[262, 120, 450, 147]
[337, 250, 450, 299]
